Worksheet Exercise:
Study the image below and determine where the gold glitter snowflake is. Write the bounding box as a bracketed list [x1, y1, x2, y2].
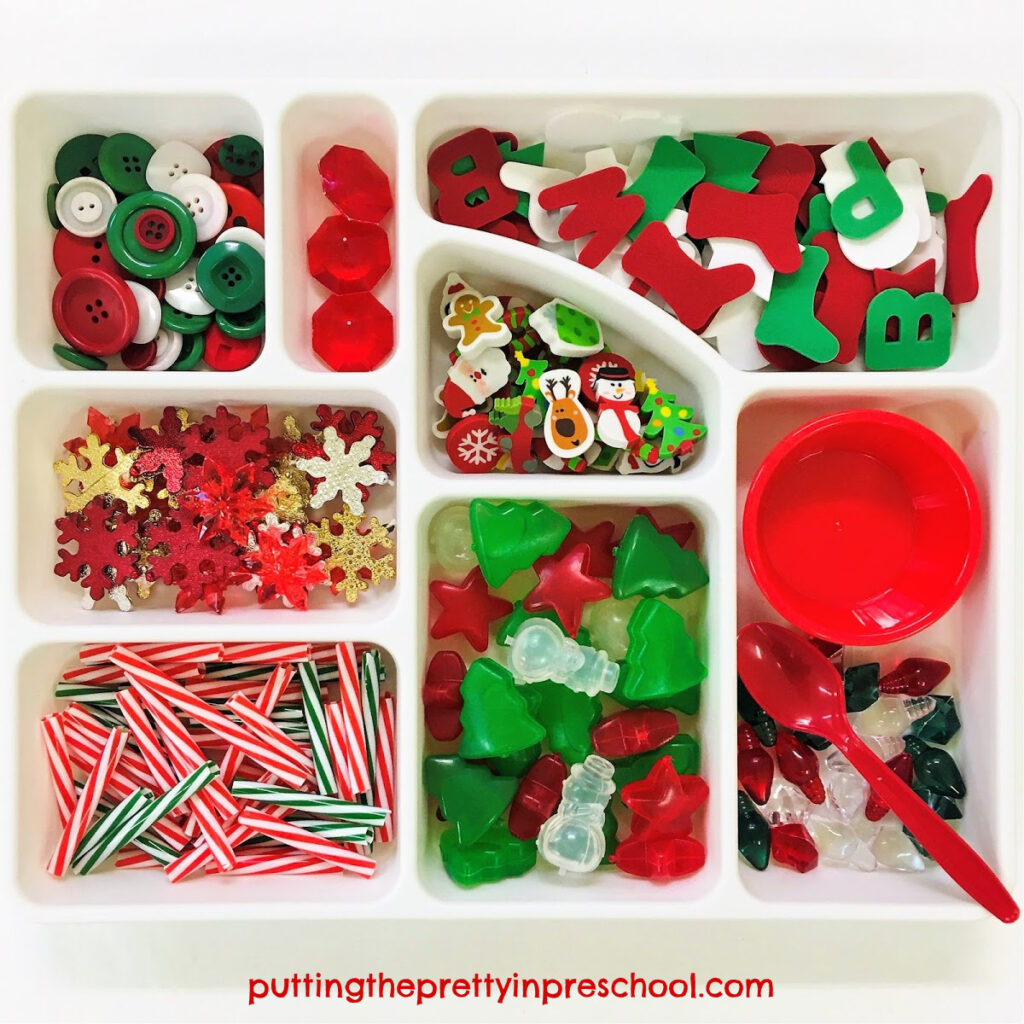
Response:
[308, 510, 395, 603]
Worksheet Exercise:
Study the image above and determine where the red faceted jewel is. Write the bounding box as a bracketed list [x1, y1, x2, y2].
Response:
[429, 566, 513, 653]
[508, 754, 567, 840]
[771, 823, 818, 872]
[312, 291, 394, 371]
[591, 709, 678, 760]
[307, 215, 391, 294]
[522, 542, 611, 637]
[611, 833, 706, 879]
[538, 520, 617, 579]
[319, 145, 393, 224]
[423, 649, 466, 742]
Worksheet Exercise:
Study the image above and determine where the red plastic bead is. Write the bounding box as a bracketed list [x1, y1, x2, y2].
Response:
[311, 291, 393, 371]
[319, 145, 393, 224]
[52, 267, 139, 357]
[620, 755, 708, 837]
[429, 566, 513, 652]
[508, 753, 567, 840]
[307, 215, 391, 294]
[522, 542, 611, 637]
[775, 731, 825, 804]
[942, 174, 991, 305]
[203, 324, 262, 371]
[770, 823, 818, 872]
[878, 657, 950, 697]
[611, 833, 706, 879]
[737, 723, 774, 805]
[423, 650, 466, 742]
[864, 752, 914, 821]
[537, 520, 616, 579]
[53, 229, 123, 278]
[427, 129, 516, 229]
[220, 183, 265, 236]
[591, 709, 679, 760]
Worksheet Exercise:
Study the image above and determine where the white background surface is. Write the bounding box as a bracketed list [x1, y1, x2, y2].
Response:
[1, 0, 1022, 1021]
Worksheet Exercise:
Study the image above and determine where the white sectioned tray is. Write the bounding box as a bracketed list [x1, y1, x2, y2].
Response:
[3, 82, 1020, 921]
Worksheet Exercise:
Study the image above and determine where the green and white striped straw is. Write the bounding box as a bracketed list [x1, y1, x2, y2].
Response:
[130, 832, 178, 866]
[53, 684, 123, 704]
[298, 661, 336, 795]
[75, 762, 220, 875]
[285, 820, 374, 844]
[229, 781, 388, 825]
[198, 663, 277, 682]
[71, 788, 154, 870]
[360, 650, 383, 792]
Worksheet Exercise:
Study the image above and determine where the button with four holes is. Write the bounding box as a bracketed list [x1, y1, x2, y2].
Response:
[53, 229, 122, 277]
[196, 240, 264, 313]
[106, 191, 196, 279]
[132, 208, 176, 252]
[52, 267, 139, 356]
[219, 135, 263, 177]
[98, 133, 156, 195]
[164, 258, 215, 315]
[170, 172, 229, 241]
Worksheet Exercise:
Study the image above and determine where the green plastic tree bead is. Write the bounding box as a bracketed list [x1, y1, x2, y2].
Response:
[423, 754, 466, 801]
[623, 135, 705, 238]
[458, 658, 545, 760]
[829, 141, 904, 240]
[799, 193, 833, 244]
[755, 245, 840, 363]
[497, 601, 564, 646]
[864, 289, 953, 370]
[738, 791, 771, 870]
[613, 735, 701, 787]
[844, 663, 880, 713]
[523, 681, 601, 765]
[439, 823, 537, 887]
[909, 695, 961, 745]
[619, 599, 706, 703]
[738, 678, 776, 746]
[612, 515, 709, 600]
[487, 743, 543, 777]
[692, 132, 768, 193]
[903, 736, 966, 799]
[439, 762, 518, 846]
[611, 672, 701, 716]
[468, 499, 571, 587]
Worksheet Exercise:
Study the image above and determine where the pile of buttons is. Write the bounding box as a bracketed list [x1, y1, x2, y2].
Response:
[737, 646, 966, 873]
[424, 500, 710, 886]
[427, 114, 992, 371]
[307, 145, 394, 371]
[48, 132, 266, 371]
[53, 404, 395, 612]
[435, 274, 706, 474]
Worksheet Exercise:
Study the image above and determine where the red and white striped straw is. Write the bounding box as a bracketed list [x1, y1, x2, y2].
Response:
[62, 663, 204, 686]
[111, 647, 308, 788]
[115, 851, 162, 869]
[335, 644, 370, 795]
[236, 809, 376, 877]
[40, 714, 77, 827]
[226, 694, 313, 776]
[79, 642, 223, 665]
[218, 664, 295, 789]
[47, 729, 127, 877]
[115, 690, 178, 792]
[215, 854, 345, 876]
[324, 702, 354, 801]
[372, 694, 396, 843]
[63, 707, 161, 791]
[218, 642, 311, 664]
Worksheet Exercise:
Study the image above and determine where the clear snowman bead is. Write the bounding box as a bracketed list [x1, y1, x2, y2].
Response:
[537, 755, 616, 875]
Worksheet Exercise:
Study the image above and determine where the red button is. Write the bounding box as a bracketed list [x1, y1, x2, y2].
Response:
[52, 267, 139, 356]
[53, 229, 122, 277]
[220, 183, 264, 236]
[133, 209, 176, 252]
[121, 339, 157, 370]
[203, 323, 262, 371]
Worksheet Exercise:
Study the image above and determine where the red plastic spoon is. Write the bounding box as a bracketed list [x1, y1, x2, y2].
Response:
[737, 622, 1019, 923]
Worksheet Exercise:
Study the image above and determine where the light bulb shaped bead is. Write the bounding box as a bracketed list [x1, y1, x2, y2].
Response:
[808, 817, 877, 871]
[763, 777, 811, 826]
[872, 826, 926, 872]
[855, 695, 937, 737]
[823, 751, 868, 821]
[537, 754, 615, 874]
[863, 734, 906, 761]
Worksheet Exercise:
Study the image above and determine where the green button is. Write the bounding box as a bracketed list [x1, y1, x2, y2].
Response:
[55, 134, 107, 184]
[214, 303, 265, 339]
[219, 135, 263, 176]
[46, 182, 61, 229]
[169, 332, 205, 370]
[53, 343, 106, 370]
[106, 191, 196, 280]
[161, 303, 212, 334]
[98, 133, 156, 195]
[196, 240, 264, 313]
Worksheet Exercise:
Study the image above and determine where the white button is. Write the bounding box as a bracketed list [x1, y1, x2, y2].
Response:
[216, 225, 265, 257]
[164, 258, 214, 315]
[146, 141, 211, 190]
[126, 282, 161, 344]
[169, 173, 228, 242]
[55, 176, 117, 238]
[147, 327, 184, 371]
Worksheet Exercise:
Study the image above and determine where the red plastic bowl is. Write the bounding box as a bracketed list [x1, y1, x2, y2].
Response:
[743, 410, 983, 646]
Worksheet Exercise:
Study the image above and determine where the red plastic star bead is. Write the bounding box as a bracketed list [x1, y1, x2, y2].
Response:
[537, 521, 617, 579]
[636, 507, 695, 549]
[523, 542, 611, 637]
[619, 754, 709, 837]
[429, 566, 513, 652]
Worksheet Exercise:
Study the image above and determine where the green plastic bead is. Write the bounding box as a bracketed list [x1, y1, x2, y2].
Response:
[844, 663, 880, 713]
[487, 744, 542, 777]
[46, 182, 61, 229]
[429, 504, 478, 577]
[160, 303, 212, 335]
[738, 791, 771, 870]
[585, 596, 639, 661]
[623, 135, 705, 238]
[903, 736, 966, 799]
[864, 289, 953, 370]
[219, 135, 264, 177]
[738, 679, 776, 746]
[196, 240, 265, 314]
[926, 190, 948, 214]
[423, 754, 466, 800]
[53, 344, 106, 370]
[497, 601, 564, 646]
[499, 140, 545, 218]
[458, 658, 545, 760]
[799, 193, 832, 244]
[612, 515, 709, 600]
[692, 132, 768, 193]
[215, 303, 265, 339]
[468, 499, 571, 588]
[755, 245, 840, 363]
[439, 823, 537, 887]
[439, 762, 518, 846]
[613, 735, 701, 786]
[106, 191, 196, 279]
[55, 133, 106, 184]
[619, 598, 706, 703]
[904, 785, 963, 861]
[523, 681, 600, 765]
[169, 332, 205, 371]
[792, 731, 831, 751]
[829, 141, 904, 240]
[98, 133, 156, 195]
[909, 695, 961, 745]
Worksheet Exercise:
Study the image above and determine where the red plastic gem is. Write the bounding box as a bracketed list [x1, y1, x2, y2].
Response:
[591, 709, 678, 760]
[522, 542, 611, 637]
[423, 650, 466, 742]
[540, 520, 617, 579]
[812, 231, 877, 364]
[427, 129, 516, 229]
[611, 833, 706, 879]
[942, 174, 991, 305]
[864, 752, 914, 821]
[445, 414, 504, 474]
[878, 658, 950, 697]
[241, 519, 328, 610]
[319, 145, 393, 224]
[770, 822, 818, 872]
[312, 291, 393, 371]
[429, 566, 513, 652]
[775, 731, 825, 804]
[508, 753, 567, 840]
[307, 215, 391, 294]
[737, 723, 774, 805]
[620, 755, 709, 837]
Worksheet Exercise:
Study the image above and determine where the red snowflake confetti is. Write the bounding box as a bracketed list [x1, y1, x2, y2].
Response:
[65, 408, 142, 465]
[55, 498, 140, 601]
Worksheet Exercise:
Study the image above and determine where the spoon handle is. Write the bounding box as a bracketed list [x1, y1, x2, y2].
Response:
[835, 731, 1018, 923]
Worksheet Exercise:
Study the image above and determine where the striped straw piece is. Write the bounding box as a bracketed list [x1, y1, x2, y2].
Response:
[214, 854, 345, 876]
[115, 851, 162, 869]
[297, 661, 336, 795]
[79, 643, 223, 665]
[72, 787, 154, 871]
[324, 702, 354, 801]
[236, 809, 376, 877]
[229, 782, 389, 825]
[226, 693, 314, 774]
[335, 644, 370, 795]
[64, 717, 160, 793]
[53, 685, 123, 704]
[286, 820, 374, 844]
[40, 714, 77, 826]
[373, 693, 396, 843]
[360, 649, 383, 792]
[116, 690, 178, 791]
[61, 663, 204, 686]
[218, 642, 311, 664]
[130, 832, 179, 866]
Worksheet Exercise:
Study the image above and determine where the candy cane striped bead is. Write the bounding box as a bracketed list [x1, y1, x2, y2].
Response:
[116, 690, 178, 791]
[218, 642, 311, 664]
[373, 693, 396, 843]
[79, 643, 223, 665]
[335, 644, 370, 794]
[218, 664, 295, 788]
[297, 661, 336, 795]
[323, 701, 354, 801]
[236, 809, 375, 877]
[226, 694, 313, 776]
[40, 714, 76, 826]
